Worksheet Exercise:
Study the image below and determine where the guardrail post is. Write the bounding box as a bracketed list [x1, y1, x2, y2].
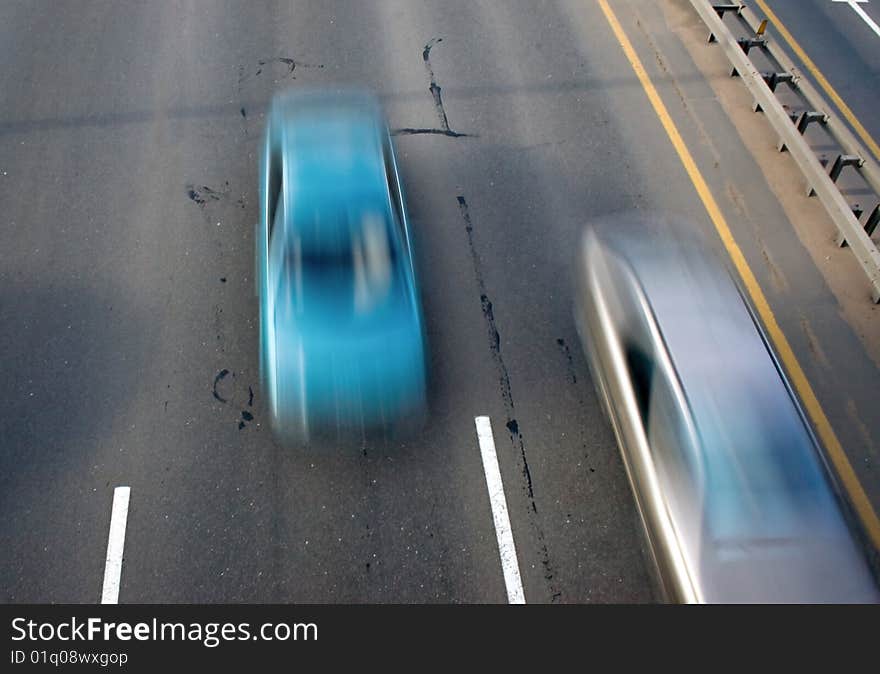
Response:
[864, 205, 879, 238]
[797, 111, 826, 134]
[737, 37, 766, 55]
[708, 3, 743, 42]
[829, 154, 863, 183]
[779, 111, 827, 152]
[840, 205, 863, 248]
[763, 71, 795, 93]
[753, 74, 794, 111]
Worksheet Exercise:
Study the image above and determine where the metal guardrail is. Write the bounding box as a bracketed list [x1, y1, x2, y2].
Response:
[687, 1, 880, 302]
[734, 5, 880, 226]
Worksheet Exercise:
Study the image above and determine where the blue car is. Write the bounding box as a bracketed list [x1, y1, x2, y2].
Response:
[257, 89, 428, 445]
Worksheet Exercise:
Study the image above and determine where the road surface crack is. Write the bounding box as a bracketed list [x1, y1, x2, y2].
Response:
[458, 194, 561, 601]
[391, 38, 475, 139]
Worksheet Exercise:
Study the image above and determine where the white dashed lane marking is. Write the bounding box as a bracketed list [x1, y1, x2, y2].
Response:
[101, 486, 130, 604]
[475, 416, 526, 604]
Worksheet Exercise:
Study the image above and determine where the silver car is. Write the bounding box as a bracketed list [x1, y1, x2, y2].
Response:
[574, 216, 878, 603]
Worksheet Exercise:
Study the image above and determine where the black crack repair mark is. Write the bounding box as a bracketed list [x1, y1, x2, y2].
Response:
[423, 38, 450, 131]
[479, 293, 513, 413]
[186, 181, 248, 212]
[506, 419, 536, 506]
[508, 416, 555, 591]
[213, 368, 231, 403]
[186, 184, 223, 208]
[560, 338, 592, 455]
[390, 39, 475, 139]
[214, 305, 226, 354]
[459, 196, 486, 302]
[239, 57, 324, 85]
[556, 338, 577, 384]
[391, 127, 471, 138]
[481, 295, 501, 356]
[213, 369, 257, 429]
[458, 194, 560, 600]
[238, 409, 254, 431]
[236, 57, 323, 134]
[258, 57, 295, 76]
[460, 196, 512, 409]
[236, 65, 248, 121]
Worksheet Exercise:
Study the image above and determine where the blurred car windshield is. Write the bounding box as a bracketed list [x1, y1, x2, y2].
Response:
[271, 197, 403, 324]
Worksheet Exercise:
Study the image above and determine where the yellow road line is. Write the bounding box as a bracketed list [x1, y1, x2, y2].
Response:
[596, 0, 880, 551]
[755, 0, 880, 163]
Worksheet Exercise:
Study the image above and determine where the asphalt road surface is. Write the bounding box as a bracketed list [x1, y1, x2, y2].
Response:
[1, 0, 878, 603]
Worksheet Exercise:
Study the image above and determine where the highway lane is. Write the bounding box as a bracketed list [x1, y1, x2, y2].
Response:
[0, 0, 658, 603]
[1, 0, 878, 603]
[758, 0, 880, 161]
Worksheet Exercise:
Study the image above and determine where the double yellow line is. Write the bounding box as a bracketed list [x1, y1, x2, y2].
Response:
[596, 0, 880, 551]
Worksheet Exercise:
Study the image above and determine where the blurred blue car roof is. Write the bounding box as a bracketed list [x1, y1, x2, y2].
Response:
[268, 89, 392, 254]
